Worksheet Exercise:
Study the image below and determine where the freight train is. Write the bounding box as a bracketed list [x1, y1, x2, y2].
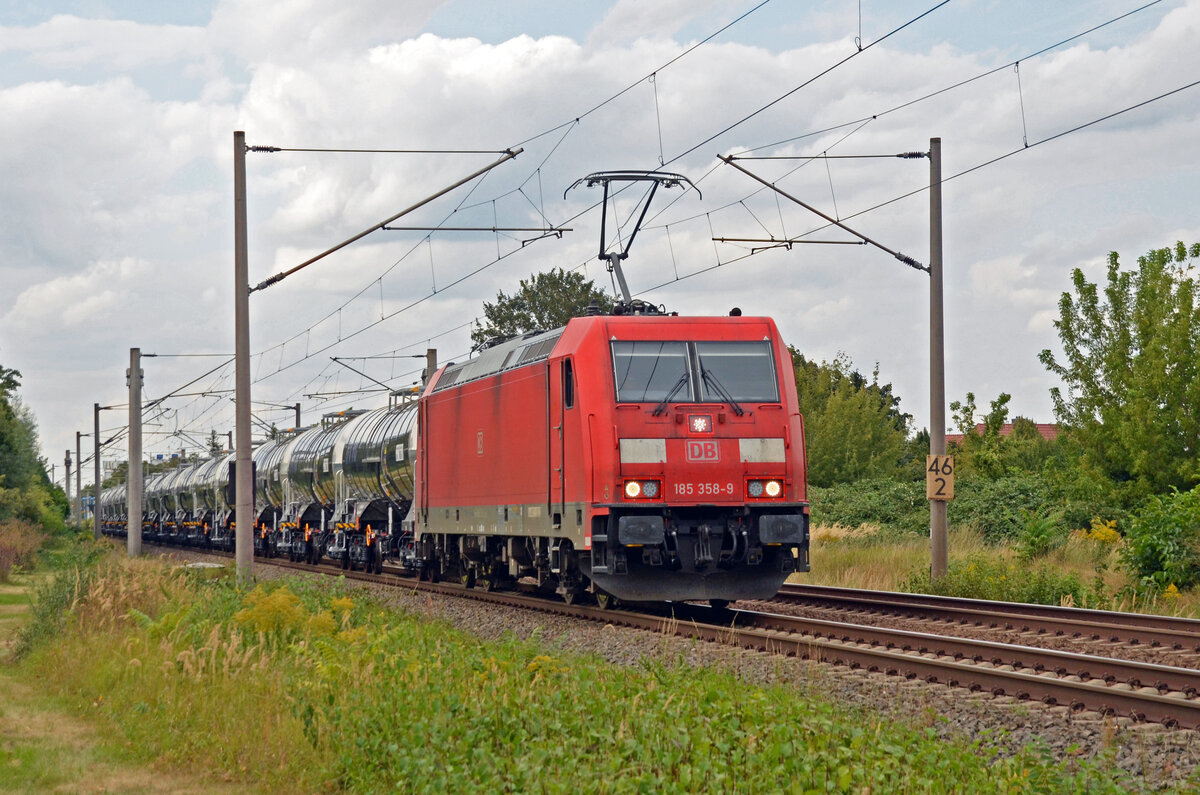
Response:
[101, 307, 810, 605]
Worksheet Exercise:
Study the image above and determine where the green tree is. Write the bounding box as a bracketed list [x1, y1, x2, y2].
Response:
[1039, 242, 1200, 506]
[948, 392, 1058, 479]
[471, 268, 612, 347]
[102, 457, 186, 489]
[792, 351, 911, 487]
[0, 364, 67, 530]
[0, 365, 19, 397]
[0, 368, 38, 492]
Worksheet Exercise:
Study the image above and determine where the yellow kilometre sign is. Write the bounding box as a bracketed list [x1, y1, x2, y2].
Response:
[926, 455, 955, 501]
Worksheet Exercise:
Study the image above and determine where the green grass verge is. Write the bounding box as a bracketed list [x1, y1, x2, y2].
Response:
[9, 549, 1179, 793]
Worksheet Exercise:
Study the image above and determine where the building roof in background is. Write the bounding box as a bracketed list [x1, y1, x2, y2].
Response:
[946, 422, 1060, 445]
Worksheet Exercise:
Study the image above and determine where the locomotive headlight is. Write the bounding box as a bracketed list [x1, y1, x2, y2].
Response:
[624, 479, 662, 500]
[747, 479, 784, 499]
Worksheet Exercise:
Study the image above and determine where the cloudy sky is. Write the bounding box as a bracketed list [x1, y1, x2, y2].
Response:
[2, 0, 1197, 489]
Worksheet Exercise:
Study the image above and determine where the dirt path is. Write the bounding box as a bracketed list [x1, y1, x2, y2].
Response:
[0, 574, 239, 794]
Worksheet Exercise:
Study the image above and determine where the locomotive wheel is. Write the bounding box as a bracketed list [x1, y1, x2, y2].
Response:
[460, 560, 476, 589]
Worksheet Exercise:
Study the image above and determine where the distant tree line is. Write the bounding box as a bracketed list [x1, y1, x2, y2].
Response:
[0, 365, 67, 531]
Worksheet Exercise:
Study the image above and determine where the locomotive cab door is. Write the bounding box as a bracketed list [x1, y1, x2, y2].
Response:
[548, 359, 571, 527]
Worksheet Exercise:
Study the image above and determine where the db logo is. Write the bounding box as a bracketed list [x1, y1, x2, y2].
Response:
[685, 441, 720, 462]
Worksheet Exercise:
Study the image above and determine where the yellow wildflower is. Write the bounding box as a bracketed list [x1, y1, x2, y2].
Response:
[1086, 518, 1120, 544]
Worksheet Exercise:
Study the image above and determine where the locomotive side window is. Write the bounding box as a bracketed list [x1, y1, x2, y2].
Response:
[696, 341, 779, 402]
[612, 341, 690, 402]
[563, 358, 575, 408]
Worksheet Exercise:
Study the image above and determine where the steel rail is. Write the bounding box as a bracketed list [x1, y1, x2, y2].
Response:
[701, 605, 1200, 698]
[776, 583, 1200, 651]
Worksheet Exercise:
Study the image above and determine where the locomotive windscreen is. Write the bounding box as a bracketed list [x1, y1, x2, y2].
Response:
[612, 341, 689, 402]
[611, 339, 779, 403]
[696, 341, 778, 402]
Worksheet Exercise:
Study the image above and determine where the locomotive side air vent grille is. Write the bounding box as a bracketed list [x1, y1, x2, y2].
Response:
[434, 331, 562, 392]
[516, 334, 561, 365]
[433, 367, 464, 392]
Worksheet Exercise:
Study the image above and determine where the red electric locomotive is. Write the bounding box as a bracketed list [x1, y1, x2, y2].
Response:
[414, 306, 809, 605]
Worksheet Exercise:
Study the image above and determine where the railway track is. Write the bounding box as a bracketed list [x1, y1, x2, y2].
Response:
[774, 583, 1200, 653]
[163, 545, 1200, 730]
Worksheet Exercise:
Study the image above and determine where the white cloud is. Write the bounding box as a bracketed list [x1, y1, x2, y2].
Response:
[2, 0, 1199, 472]
[208, 0, 444, 65]
[0, 14, 209, 70]
[587, 0, 738, 46]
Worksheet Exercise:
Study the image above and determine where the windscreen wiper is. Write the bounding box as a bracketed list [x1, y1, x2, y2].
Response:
[651, 372, 690, 416]
[700, 368, 745, 416]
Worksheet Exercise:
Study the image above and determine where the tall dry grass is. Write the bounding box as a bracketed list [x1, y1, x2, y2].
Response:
[793, 525, 993, 591]
[22, 554, 316, 791]
[0, 519, 44, 582]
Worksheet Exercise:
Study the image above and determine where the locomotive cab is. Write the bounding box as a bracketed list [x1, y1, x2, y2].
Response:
[415, 313, 809, 605]
[584, 317, 809, 602]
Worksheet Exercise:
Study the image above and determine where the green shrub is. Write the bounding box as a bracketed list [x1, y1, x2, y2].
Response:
[1121, 486, 1200, 591]
[810, 474, 1060, 542]
[808, 478, 927, 533]
[901, 556, 1085, 606]
[948, 475, 1057, 541]
[1015, 509, 1067, 560]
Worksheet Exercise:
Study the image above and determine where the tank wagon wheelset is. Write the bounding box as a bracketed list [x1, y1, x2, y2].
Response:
[102, 310, 811, 607]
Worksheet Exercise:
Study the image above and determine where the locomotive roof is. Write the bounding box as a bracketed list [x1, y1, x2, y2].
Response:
[431, 314, 777, 394]
[433, 326, 563, 393]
